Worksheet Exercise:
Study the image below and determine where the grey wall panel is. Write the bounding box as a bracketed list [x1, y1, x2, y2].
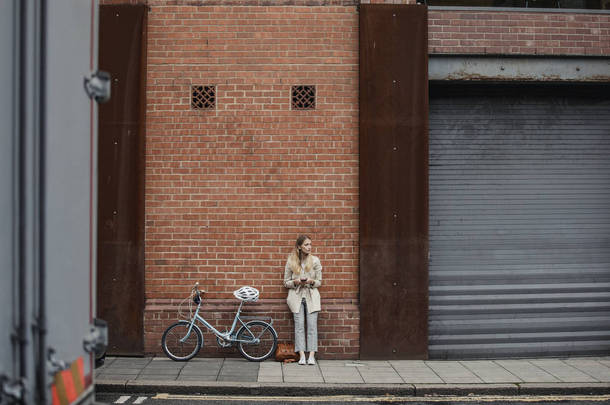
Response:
[428, 86, 610, 359]
[44, 0, 96, 380]
[0, 0, 16, 385]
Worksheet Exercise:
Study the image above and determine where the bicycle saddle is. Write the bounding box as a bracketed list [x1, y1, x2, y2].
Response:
[233, 286, 259, 302]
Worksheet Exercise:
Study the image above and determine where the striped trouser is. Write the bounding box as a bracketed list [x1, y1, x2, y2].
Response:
[293, 298, 318, 352]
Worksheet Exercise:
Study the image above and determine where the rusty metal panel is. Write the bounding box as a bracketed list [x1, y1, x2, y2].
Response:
[98, 5, 147, 356]
[359, 4, 429, 359]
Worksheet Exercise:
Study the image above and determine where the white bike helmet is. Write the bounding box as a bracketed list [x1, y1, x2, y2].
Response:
[233, 286, 259, 302]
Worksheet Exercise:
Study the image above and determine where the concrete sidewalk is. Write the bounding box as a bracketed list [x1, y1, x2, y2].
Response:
[95, 356, 610, 397]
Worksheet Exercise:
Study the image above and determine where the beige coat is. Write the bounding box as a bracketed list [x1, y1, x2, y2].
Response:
[284, 255, 322, 314]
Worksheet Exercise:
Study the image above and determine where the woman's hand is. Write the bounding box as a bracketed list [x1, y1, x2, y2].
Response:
[293, 278, 301, 286]
[306, 278, 314, 286]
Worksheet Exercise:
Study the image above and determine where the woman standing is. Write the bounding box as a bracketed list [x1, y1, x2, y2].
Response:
[284, 235, 322, 365]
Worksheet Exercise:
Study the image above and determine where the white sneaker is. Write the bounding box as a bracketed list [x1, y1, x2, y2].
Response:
[298, 357, 306, 365]
[307, 357, 316, 365]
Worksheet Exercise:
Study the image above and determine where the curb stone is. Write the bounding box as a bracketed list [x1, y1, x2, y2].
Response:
[518, 383, 610, 396]
[96, 380, 610, 397]
[413, 384, 518, 396]
[97, 381, 417, 396]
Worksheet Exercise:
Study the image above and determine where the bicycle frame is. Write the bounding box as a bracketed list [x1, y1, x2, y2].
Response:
[181, 300, 265, 345]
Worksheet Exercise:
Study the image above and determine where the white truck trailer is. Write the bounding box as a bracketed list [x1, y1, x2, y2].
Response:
[1, 1, 108, 404]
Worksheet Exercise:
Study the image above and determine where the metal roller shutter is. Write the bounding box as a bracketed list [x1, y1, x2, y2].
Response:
[428, 85, 610, 359]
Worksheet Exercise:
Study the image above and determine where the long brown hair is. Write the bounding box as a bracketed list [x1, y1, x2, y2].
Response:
[287, 234, 313, 275]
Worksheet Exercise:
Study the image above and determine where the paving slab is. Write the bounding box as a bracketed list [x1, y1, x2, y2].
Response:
[218, 371, 258, 378]
[223, 358, 254, 363]
[97, 368, 141, 375]
[495, 359, 560, 383]
[217, 360, 259, 380]
[354, 361, 393, 367]
[99, 357, 116, 367]
[218, 366, 259, 373]
[530, 359, 598, 383]
[113, 358, 151, 364]
[95, 375, 135, 382]
[565, 358, 610, 382]
[140, 362, 181, 369]
[599, 359, 610, 369]
[187, 358, 225, 364]
[389, 360, 443, 384]
[178, 367, 221, 377]
[138, 367, 182, 375]
[319, 363, 364, 384]
[339, 360, 404, 384]
[460, 360, 522, 383]
[183, 358, 225, 367]
[217, 375, 258, 382]
[220, 362, 259, 368]
[177, 375, 219, 382]
[425, 361, 483, 384]
[136, 374, 178, 381]
[258, 361, 283, 383]
[217, 372, 258, 381]
[217, 367, 258, 373]
[142, 364, 183, 370]
[182, 359, 222, 369]
[282, 362, 324, 383]
[108, 359, 151, 369]
[149, 358, 182, 364]
[358, 367, 404, 384]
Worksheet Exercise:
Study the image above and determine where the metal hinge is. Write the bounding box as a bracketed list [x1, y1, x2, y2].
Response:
[83, 318, 108, 357]
[47, 348, 68, 376]
[83, 70, 111, 103]
[1, 375, 25, 401]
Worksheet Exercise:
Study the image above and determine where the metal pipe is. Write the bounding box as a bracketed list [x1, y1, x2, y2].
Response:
[36, 0, 48, 403]
[17, 2, 28, 403]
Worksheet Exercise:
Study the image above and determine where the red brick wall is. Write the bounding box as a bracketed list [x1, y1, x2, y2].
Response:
[142, 4, 360, 358]
[99, 0, 610, 360]
[429, 9, 610, 55]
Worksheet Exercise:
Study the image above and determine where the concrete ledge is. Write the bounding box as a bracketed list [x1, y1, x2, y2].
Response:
[429, 55, 610, 82]
[96, 380, 610, 397]
[414, 384, 518, 396]
[97, 381, 416, 396]
[519, 383, 610, 396]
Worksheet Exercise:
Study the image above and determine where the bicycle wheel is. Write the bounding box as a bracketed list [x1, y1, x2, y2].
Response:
[236, 321, 278, 362]
[161, 321, 203, 361]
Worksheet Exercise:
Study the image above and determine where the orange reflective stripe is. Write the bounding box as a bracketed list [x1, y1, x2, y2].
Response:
[51, 385, 60, 405]
[51, 357, 86, 405]
[53, 369, 69, 405]
[70, 357, 85, 395]
[60, 368, 78, 403]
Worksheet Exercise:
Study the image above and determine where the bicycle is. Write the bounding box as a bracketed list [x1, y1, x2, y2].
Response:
[161, 283, 278, 362]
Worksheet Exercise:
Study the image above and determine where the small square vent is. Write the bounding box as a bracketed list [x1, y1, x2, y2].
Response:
[191, 85, 216, 110]
[291, 85, 316, 110]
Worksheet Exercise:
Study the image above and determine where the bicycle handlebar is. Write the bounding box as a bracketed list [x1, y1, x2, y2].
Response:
[192, 282, 205, 304]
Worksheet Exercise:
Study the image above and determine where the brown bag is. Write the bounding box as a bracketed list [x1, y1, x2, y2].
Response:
[275, 343, 299, 363]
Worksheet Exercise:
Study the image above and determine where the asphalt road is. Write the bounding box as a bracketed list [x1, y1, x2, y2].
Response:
[95, 392, 610, 405]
